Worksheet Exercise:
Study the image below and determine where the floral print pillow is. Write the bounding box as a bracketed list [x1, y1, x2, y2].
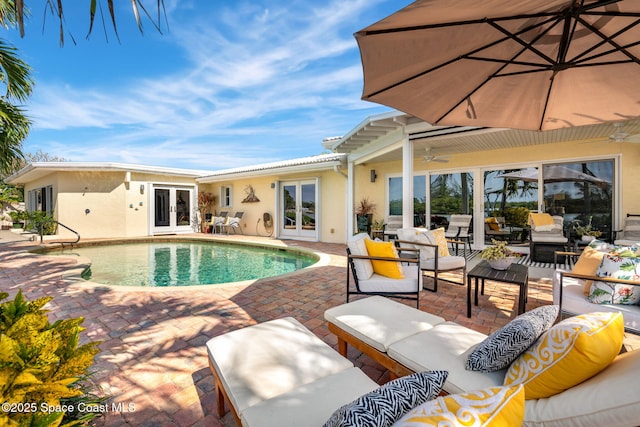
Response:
[588, 254, 640, 305]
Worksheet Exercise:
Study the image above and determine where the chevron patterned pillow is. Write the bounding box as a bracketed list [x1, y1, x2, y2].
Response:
[465, 305, 559, 372]
[324, 370, 448, 427]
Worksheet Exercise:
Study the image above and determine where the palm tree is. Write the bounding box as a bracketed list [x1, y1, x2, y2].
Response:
[11, 1, 167, 43]
[0, 38, 32, 174]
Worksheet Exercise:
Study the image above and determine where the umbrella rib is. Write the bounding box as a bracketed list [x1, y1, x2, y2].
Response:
[569, 17, 640, 64]
[574, 15, 640, 65]
[364, 15, 562, 99]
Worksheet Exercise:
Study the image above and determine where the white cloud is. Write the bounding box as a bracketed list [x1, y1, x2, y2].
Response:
[22, 0, 394, 169]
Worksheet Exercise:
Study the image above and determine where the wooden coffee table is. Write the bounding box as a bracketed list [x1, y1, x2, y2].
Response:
[466, 261, 529, 317]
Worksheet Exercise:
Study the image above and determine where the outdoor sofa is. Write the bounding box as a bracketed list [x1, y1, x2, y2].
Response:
[325, 296, 640, 427]
[552, 240, 640, 333]
[205, 295, 639, 427]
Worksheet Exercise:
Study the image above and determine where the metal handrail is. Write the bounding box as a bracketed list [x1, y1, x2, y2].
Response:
[36, 220, 80, 245]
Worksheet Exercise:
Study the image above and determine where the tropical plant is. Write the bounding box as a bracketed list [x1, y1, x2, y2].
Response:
[355, 197, 376, 216]
[371, 218, 385, 231]
[572, 216, 602, 238]
[0, 38, 32, 174]
[197, 191, 215, 232]
[0, 290, 105, 426]
[480, 239, 520, 261]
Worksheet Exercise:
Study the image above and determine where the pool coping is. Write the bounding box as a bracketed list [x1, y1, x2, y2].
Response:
[31, 235, 332, 292]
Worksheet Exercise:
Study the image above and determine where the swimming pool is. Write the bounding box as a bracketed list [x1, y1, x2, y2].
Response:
[43, 240, 319, 287]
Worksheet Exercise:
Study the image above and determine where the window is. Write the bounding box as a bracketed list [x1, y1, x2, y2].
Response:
[220, 186, 232, 208]
[27, 186, 53, 214]
[387, 175, 427, 227]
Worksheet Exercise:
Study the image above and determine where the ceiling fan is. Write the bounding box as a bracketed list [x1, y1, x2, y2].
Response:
[607, 122, 640, 143]
[423, 147, 450, 163]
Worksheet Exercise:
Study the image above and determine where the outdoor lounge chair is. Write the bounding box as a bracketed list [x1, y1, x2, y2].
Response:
[614, 213, 640, 246]
[484, 217, 512, 241]
[221, 212, 244, 234]
[395, 227, 466, 293]
[444, 214, 472, 256]
[346, 233, 422, 307]
[529, 213, 568, 262]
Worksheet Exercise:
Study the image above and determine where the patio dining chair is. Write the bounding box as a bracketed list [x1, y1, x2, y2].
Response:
[444, 214, 472, 256]
[212, 212, 228, 234]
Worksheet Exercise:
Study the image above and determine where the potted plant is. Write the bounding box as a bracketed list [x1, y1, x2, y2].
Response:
[481, 239, 521, 270]
[355, 197, 376, 234]
[572, 216, 602, 242]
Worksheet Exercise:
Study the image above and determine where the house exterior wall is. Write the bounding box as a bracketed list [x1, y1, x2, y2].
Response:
[24, 171, 199, 239]
[200, 168, 347, 243]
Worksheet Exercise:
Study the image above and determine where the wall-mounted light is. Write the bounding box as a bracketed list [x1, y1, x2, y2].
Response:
[370, 169, 377, 183]
[270, 182, 276, 189]
[140, 184, 145, 194]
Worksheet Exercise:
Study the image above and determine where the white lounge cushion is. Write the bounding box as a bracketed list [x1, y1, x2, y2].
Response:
[206, 317, 354, 414]
[324, 296, 445, 352]
[240, 367, 378, 427]
[523, 349, 640, 427]
[357, 265, 421, 293]
[348, 233, 374, 280]
[388, 322, 505, 394]
[553, 271, 640, 332]
[420, 255, 466, 271]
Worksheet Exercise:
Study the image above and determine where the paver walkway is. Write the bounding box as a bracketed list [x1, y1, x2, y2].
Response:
[0, 233, 557, 426]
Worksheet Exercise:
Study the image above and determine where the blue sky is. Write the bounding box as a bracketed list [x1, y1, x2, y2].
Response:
[4, 1, 407, 171]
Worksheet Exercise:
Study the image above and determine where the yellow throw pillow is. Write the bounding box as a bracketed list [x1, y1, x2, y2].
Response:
[429, 227, 450, 257]
[504, 312, 623, 399]
[485, 217, 501, 231]
[571, 246, 605, 295]
[393, 385, 524, 426]
[364, 239, 405, 279]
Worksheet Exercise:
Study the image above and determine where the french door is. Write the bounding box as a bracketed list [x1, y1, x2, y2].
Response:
[152, 186, 194, 234]
[279, 179, 318, 240]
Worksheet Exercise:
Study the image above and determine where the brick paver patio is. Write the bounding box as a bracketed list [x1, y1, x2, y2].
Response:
[0, 233, 558, 426]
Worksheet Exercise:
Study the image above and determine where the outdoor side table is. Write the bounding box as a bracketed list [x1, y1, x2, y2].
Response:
[466, 261, 529, 318]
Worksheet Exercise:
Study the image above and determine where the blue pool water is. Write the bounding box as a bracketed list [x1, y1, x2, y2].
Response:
[45, 241, 318, 287]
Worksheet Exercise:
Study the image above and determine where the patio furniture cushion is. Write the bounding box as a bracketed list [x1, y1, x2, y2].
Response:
[392, 385, 525, 427]
[356, 265, 421, 294]
[419, 255, 465, 271]
[572, 246, 604, 295]
[504, 311, 624, 399]
[465, 305, 559, 373]
[387, 322, 506, 395]
[348, 233, 374, 280]
[587, 253, 640, 304]
[324, 296, 446, 353]
[324, 370, 448, 427]
[523, 348, 640, 427]
[429, 227, 450, 257]
[240, 367, 379, 427]
[206, 317, 355, 414]
[364, 239, 404, 279]
[529, 213, 555, 231]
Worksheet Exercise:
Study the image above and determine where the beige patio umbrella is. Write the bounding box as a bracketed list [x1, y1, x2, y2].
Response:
[497, 166, 609, 185]
[356, 0, 640, 131]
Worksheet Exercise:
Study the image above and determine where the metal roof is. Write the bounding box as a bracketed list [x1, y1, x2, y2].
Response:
[6, 162, 214, 185]
[196, 153, 347, 183]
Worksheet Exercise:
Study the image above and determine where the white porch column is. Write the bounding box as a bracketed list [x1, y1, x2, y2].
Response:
[347, 160, 355, 237]
[402, 133, 414, 228]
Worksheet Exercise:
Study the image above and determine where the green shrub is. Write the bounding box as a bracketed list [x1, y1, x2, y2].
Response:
[0, 290, 105, 426]
[24, 211, 57, 235]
